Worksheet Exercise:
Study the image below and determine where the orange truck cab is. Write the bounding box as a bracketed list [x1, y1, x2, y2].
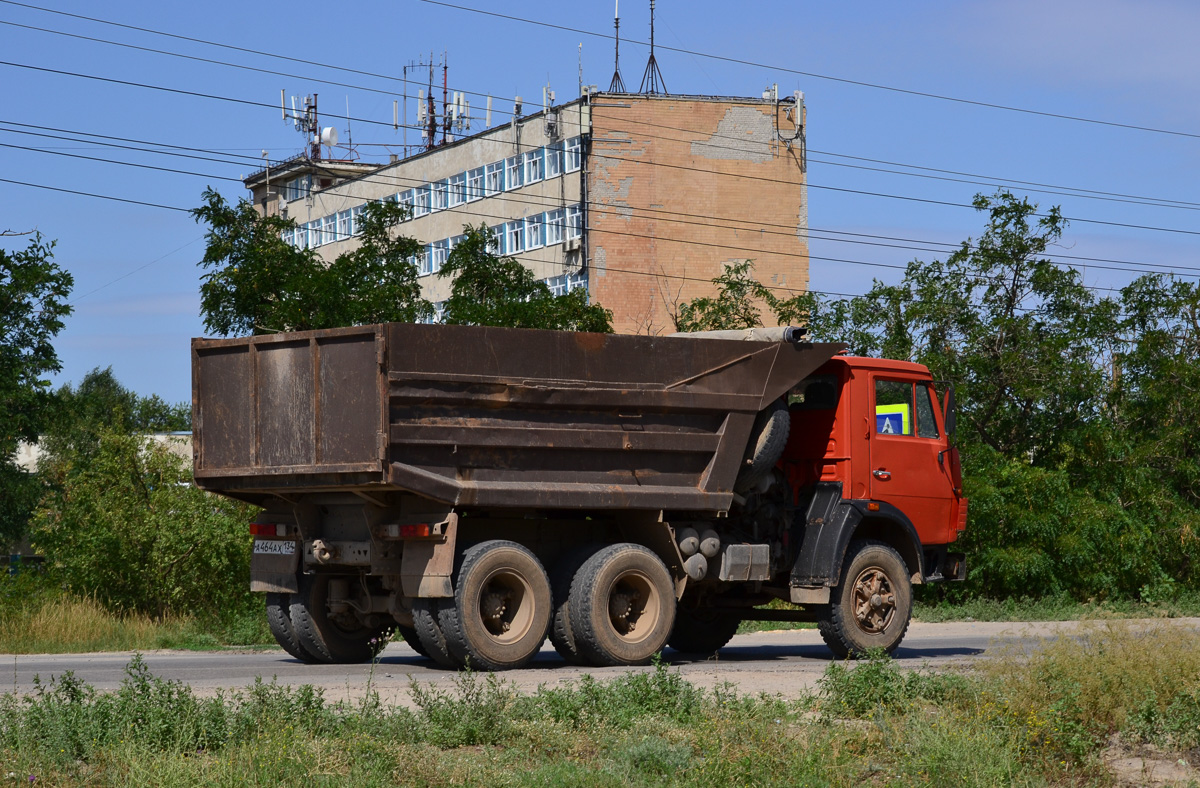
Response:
[780, 355, 967, 614]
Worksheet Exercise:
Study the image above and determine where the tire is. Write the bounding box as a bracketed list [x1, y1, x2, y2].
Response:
[437, 540, 552, 671]
[396, 624, 429, 658]
[265, 592, 320, 663]
[568, 543, 676, 667]
[817, 540, 913, 658]
[289, 573, 389, 664]
[549, 544, 603, 665]
[735, 399, 790, 493]
[668, 605, 741, 657]
[412, 598, 459, 668]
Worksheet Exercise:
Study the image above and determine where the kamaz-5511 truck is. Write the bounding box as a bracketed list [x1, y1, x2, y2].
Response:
[192, 323, 966, 670]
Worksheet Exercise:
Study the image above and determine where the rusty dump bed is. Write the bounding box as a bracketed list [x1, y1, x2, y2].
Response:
[192, 323, 842, 512]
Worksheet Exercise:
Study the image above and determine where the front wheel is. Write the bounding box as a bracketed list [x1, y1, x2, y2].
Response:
[817, 540, 913, 658]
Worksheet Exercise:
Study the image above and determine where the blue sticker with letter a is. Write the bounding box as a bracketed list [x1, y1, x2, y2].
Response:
[876, 413, 901, 435]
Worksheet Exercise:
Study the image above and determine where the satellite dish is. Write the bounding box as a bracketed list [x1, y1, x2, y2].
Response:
[320, 126, 339, 147]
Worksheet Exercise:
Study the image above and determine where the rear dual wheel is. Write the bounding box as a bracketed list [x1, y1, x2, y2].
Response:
[288, 573, 391, 664]
[567, 544, 676, 667]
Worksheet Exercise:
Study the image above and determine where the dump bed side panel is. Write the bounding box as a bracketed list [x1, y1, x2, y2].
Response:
[192, 326, 387, 491]
[384, 324, 842, 511]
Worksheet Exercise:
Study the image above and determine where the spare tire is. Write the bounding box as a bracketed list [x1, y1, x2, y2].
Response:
[735, 398, 790, 493]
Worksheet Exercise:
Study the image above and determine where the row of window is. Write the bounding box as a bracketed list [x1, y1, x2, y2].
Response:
[415, 273, 588, 325]
[410, 204, 583, 278]
[281, 136, 583, 251]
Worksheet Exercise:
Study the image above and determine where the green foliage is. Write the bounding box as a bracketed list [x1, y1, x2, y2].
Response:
[31, 428, 258, 620]
[193, 189, 431, 335]
[819, 649, 970, 718]
[0, 233, 72, 548]
[674, 260, 777, 331]
[439, 224, 613, 332]
[46, 366, 190, 440]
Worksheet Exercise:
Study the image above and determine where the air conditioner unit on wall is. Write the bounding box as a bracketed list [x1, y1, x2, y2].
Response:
[564, 237, 581, 251]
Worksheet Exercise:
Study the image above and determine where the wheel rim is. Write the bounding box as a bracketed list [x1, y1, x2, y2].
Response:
[851, 567, 896, 634]
[606, 570, 661, 644]
[476, 567, 535, 645]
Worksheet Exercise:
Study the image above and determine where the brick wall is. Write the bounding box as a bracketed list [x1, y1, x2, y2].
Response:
[586, 95, 809, 335]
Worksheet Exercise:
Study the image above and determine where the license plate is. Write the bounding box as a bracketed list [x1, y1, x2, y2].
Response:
[253, 539, 296, 556]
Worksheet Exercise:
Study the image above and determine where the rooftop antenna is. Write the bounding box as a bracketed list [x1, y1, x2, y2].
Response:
[578, 42, 583, 96]
[639, 0, 667, 95]
[609, 0, 626, 92]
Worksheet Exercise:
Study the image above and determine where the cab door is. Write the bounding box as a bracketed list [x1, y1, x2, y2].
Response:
[868, 375, 956, 544]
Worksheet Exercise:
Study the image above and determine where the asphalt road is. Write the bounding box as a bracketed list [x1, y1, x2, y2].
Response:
[10, 618, 1180, 704]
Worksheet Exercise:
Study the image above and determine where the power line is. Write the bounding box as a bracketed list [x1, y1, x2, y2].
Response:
[8, 6, 1200, 218]
[7, 116, 1200, 282]
[0, 176, 189, 212]
[0, 141, 240, 183]
[415, 0, 1200, 142]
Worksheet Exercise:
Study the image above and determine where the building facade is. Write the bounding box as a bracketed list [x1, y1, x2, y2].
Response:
[244, 91, 808, 335]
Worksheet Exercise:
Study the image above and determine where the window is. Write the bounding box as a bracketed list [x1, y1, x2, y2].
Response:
[351, 204, 366, 235]
[505, 156, 522, 190]
[304, 221, 318, 249]
[564, 136, 582, 171]
[281, 227, 294, 247]
[916, 383, 941, 439]
[283, 175, 311, 202]
[566, 204, 583, 239]
[398, 190, 414, 217]
[491, 224, 506, 253]
[430, 240, 448, 274]
[422, 300, 446, 324]
[789, 375, 840, 411]
[414, 185, 430, 216]
[525, 214, 544, 249]
[336, 210, 352, 241]
[544, 143, 562, 179]
[506, 220, 524, 253]
[449, 172, 466, 207]
[467, 167, 484, 201]
[544, 208, 564, 245]
[432, 180, 449, 211]
[449, 233, 466, 257]
[415, 245, 433, 277]
[875, 380, 914, 436]
[485, 162, 504, 196]
[523, 149, 543, 184]
[547, 272, 588, 296]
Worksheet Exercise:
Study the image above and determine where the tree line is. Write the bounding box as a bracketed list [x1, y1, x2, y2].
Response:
[2, 188, 1197, 627]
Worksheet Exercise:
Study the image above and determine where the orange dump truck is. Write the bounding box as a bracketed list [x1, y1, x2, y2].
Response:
[192, 323, 965, 670]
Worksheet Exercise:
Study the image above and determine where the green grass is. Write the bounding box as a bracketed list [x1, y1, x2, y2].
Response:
[0, 574, 273, 654]
[4, 623, 1199, 786]
[913, 590, 1200, 623]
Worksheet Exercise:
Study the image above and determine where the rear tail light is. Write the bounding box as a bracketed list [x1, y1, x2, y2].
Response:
[250, 523, 287, 536]
[399, 523, 432, 538]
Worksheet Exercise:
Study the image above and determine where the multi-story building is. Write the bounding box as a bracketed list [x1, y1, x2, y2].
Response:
[243, 89, 808, 334]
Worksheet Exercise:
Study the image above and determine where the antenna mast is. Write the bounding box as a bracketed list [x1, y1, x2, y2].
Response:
[638, 0, 667, 95]
[609, 0, 626, 92]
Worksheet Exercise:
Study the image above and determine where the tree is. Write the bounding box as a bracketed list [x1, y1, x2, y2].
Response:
[0, 233, 72, 548]
[45, 367, 190, 445]
[673, 260, 777, 331]
[32, 429, 257, 619]
[192, 189, 431, 335]
[439, 224, 613, 332]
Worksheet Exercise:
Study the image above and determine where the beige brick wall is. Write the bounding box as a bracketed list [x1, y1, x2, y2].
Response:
[586, 95, 809, 335]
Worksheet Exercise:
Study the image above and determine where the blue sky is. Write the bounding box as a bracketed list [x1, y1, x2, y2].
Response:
[3, 0, 1197, 404]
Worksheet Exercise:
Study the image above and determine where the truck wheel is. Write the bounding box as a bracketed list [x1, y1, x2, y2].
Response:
[668, 605, 741, 657]
[817, 540, 913, 658]
[265, 592, 320, 663]
[569, 543, 676, 667]
[290, 573, 389, 664]
[735, 399, 790, 493]
[549, 544, 603, 665]
[412, 599, 459, 668]
[438, 540, 552, 671]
